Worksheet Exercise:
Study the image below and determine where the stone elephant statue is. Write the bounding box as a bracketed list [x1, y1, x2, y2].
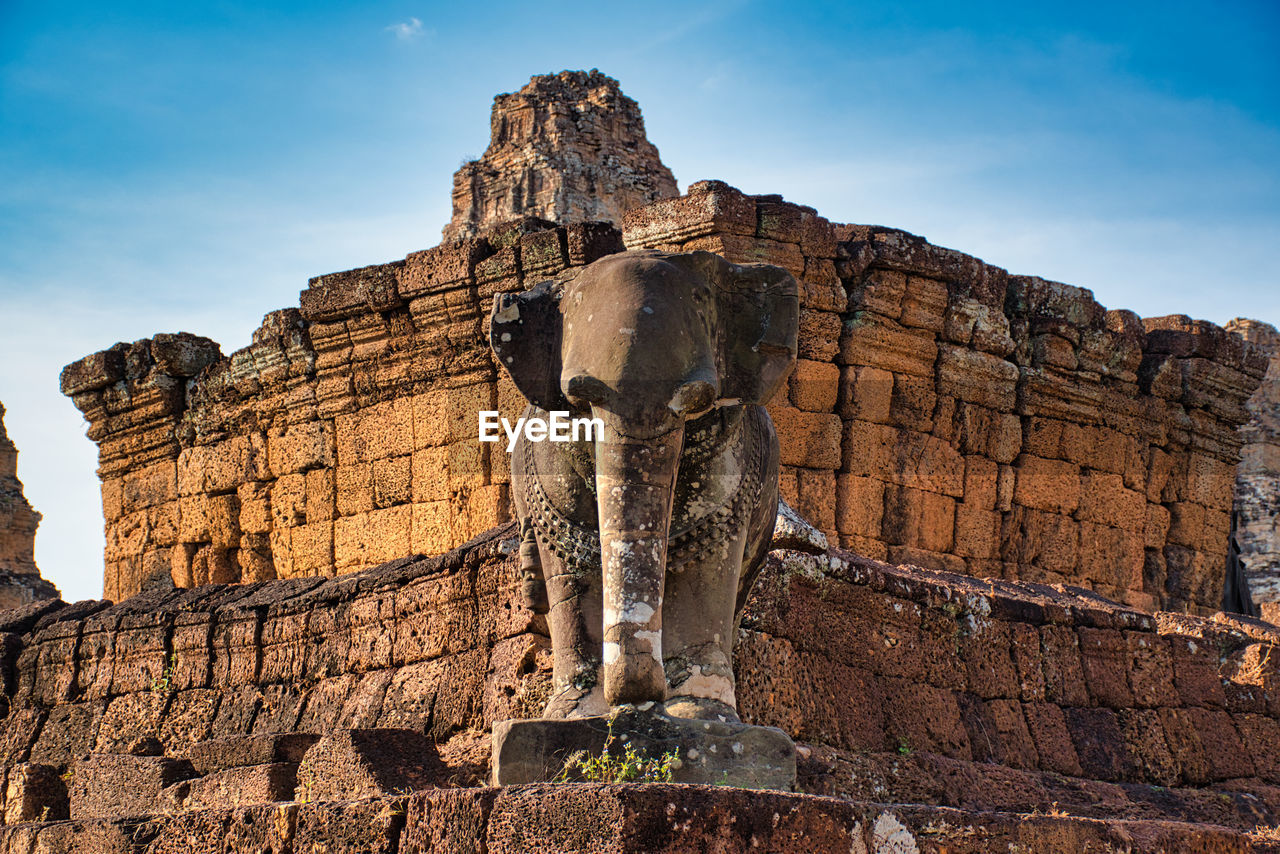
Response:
[490, 249, 798, 722]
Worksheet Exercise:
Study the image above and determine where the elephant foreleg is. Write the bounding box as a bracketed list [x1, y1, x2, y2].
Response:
[660, 528, 749, 722]
[540, 548, 609, 719]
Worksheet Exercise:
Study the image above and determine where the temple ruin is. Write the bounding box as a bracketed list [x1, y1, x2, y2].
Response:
[6, 71, 1279, 849]
[0, 403, 57, 609]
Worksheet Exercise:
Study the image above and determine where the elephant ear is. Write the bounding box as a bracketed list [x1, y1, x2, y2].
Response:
[490, 280, 566, 411]
[678, 252, 798, 406]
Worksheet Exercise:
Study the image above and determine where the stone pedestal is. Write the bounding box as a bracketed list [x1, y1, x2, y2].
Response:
[491, 710, 796, 791]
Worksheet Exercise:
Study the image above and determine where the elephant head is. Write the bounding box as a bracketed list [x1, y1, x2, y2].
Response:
[491, 249, 798, 709]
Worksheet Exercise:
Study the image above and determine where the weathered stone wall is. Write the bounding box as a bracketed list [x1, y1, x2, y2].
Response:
[442, 70, 678, 241]
[624, 181, 1267, 614]
[62, 185, 1266, 612]
[61, 221, 625, 601]
[1227, 318, 1280, 619]
[0, 403, 57, 610]
[5, 531, 1280, 836]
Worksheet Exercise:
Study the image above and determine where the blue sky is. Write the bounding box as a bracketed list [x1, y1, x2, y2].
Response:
[2, 0, 1277, 601]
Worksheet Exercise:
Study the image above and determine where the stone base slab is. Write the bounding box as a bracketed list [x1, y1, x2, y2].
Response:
[491, 710, 797, 790]
[6, 785, 1276, 853]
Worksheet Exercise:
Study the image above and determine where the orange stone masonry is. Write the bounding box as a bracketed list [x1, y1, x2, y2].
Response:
[62, 185, 1267, 612]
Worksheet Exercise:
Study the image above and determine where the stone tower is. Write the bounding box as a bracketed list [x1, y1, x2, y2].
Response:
[0, 401, 58, 608]
[442, 70, 679, 240]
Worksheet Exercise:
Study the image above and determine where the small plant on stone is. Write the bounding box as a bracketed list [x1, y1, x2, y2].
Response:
[1248, 824, 1280, 843]
[150, 653, 178, 695]
[554, 721, 680, 784]
[895, 736, 912, 756]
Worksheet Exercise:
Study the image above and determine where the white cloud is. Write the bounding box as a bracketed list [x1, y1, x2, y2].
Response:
[387, 17, 424, 41]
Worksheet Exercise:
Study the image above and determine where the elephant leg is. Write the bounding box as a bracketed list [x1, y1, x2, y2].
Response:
[540, 546, 609, 720]
[660, 528, 749, 722]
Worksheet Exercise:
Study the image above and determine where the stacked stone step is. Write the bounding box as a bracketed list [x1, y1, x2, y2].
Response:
[4, 531, 1280, 830]
[5, 784, 1279, 853]
[623, 180, 1269, 614]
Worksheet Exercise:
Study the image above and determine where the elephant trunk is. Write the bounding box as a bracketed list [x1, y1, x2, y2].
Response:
[593, 416, 683, 707]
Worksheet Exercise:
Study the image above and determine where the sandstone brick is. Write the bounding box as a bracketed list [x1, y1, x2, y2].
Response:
[236, 482, 272, 535]
[887, 373, 935, 431]
[1009, 623, 1046, 701]
[1184, 706, 1254, 781]
[119, 460, 178, 514]
[955, 504, 999, 559]
[840, 421, 895, 478]
[787, 359, 839, 412]
[1156, 707, 1212, 785]
[886, 544, 966, 574]
[290, 522, 334, 576]
[788, 468, 836, 534]
[684, 233, 805, 281]
[181, 762, 301, 811]
[336, 398, 412, 465]
[1077, 522, 1143, 590]
[411, 501, 455, 557]
[192, 546, 240, 585]
[848, 269, 906, 318]
[834, 475, 883, 538]
[268, 422, 336, 477]
[837, 533, 888, 561]
[372, 455, 412, 508]
[961, 619, 1018, 700]
[1001, 507, 1079, 577]
[301, 261, 404, 322]
[1167, 501, 1205, 548]
[892, 431, 963, 497]
[1235, 714, 1280, 784]
[1063, 707, 1129, 782]
[882, 485, 955, 553]
[937, 345, 1018, 410]
[336, 508, 410, 571]
[1039, 625, 1089, 706]
[1184, 453, 1234, 507]
[1165, 634, 1227, 708]
[880, 677, 971, 760]
[1144, 503, 1170, 549]
[1076, 627, 1134, 708]
[306, 468, 336, 522]
[837, 365, 893, 424]
[336, 464, 374, 517]
[1013, 455, 1080, 514]
[1076, 471, 1145, 531]
[69, 754, 196, 819]
[898, 276, 947, 333]
[796, 309, 841, 362]
[768, 405, 842, 470]
[838, 317, 937, 377]
[962, 456, 998, 509]
[177, 435, 269, 497]
[954, 405, 1021, 464]
[1115, 708, 1177, 786]
[1022, 701, 1083, 776]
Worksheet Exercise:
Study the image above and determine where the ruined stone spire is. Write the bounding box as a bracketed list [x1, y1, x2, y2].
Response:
[442, 70, 679, 241]
[0, 401, 58, 608]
